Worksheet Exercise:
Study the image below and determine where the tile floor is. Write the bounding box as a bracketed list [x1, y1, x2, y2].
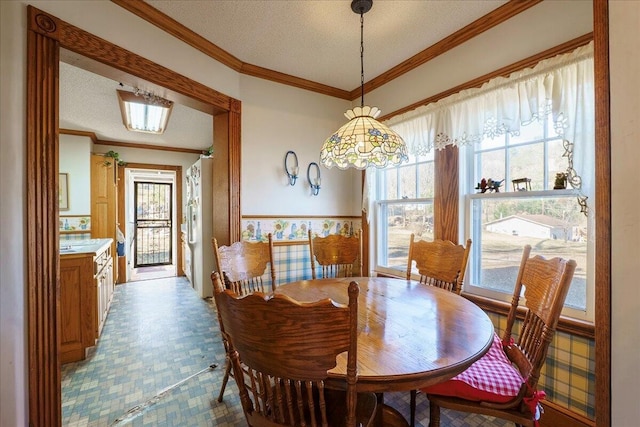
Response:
[61, 277, 512, 426]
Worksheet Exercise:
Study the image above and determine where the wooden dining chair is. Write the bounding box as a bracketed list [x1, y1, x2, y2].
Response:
[407, 235, 472, 426]
[308, 229, 362, 279]
[213, 233, 276, 295]
[212, 272, 377, 427]
[406, 234, 472, 295]
[211, 234, 276, 402]
[421, 245, 577, 427]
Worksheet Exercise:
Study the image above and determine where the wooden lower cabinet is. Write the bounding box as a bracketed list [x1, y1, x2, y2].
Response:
[95, 248, 114, 337]
[60, 244, 114, 364]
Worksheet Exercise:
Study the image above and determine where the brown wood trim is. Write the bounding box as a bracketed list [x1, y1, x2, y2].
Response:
[212, 113, 231, 247]
[93, 139, 204, 155]
[433, 146, 459, 242]
[361, 172, 370, 277]
[112, 0, 540, 101]
[45, 5, 231, 113]
[228, 108, 242, 242]
[241, 215, 363, 220]
[540, 400, 595, 427]
[273, 240, 310, 247]
[60, 230, 91, 235]
[59, 128, 97, 144]
[117, 165, 126, 283]
[380, 33, 593, 121]
[110, 0, 351, 100]
[27, 8, 61, 426]
[110, 0, 243, 70]
[355, 0, 543, 99]
[593, 0, 611, 426]
[60, 129, 204, 155]
[462, 293, 595, 340]
[240, 63, 351, 100]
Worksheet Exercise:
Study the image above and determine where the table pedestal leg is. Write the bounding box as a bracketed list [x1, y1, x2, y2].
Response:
[375, 393, 410, 427]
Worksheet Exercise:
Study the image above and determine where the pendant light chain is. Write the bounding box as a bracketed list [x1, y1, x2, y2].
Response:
[360, 12, 365, 108]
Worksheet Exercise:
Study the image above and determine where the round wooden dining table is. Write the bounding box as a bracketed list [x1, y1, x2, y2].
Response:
[275, 276, 495, 426]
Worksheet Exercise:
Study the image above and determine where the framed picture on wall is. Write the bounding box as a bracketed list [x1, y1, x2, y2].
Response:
[59, 173, 69, 211]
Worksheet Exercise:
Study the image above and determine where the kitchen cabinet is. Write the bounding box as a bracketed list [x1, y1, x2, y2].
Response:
[91, 153, 118, 283]
[59, 239, 113, 364]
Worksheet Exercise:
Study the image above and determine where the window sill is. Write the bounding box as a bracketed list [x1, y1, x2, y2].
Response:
[374, 271, 595, 340]
[462, 293, 594, 340]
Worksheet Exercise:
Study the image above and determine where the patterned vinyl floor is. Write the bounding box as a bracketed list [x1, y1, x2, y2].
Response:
[61, 277, 511, 427]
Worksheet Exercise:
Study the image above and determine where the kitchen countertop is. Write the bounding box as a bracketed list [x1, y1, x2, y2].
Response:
[59, 238, 113, 257]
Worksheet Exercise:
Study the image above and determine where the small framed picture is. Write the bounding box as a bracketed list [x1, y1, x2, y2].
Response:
[59, 173, 69, 211]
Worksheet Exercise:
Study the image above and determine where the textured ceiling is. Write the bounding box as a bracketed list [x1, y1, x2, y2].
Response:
[60, 0, 508, 150]
[146, 0, 507, 91]
[60, 61, 213, 150]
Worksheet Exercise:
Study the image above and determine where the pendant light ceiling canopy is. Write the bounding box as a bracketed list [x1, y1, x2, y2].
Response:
[320, 0, 408, 170]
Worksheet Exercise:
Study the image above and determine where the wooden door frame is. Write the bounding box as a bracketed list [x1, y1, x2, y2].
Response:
[26, 6, 241, 426]
[117, 163, 184, 282]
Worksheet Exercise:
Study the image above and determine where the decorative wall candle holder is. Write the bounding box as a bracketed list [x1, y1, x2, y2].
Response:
[284, 150, 299, 186]
[307, 162, 321, 196]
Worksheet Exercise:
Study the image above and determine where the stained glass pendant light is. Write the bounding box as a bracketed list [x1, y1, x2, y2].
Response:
[320, 0, 408, 170]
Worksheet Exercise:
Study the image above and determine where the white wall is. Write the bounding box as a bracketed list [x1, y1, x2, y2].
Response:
[59, 134, 92, 215]
[610, 2, 640, 425]
[239, 75, 362, 216]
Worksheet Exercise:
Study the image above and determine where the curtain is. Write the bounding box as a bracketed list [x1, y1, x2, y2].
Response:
[386, 42, 594, 203]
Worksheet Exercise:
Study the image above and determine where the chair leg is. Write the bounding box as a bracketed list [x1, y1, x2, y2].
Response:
[428, 399, 441, 427]
[217, 360, 232, 402]
[410, 389, 417, 427]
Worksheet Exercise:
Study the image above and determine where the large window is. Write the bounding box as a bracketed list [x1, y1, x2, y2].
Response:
[374, 42, 594, 321]
[464, 115, 593, 319]
[374, 151, 434, 275]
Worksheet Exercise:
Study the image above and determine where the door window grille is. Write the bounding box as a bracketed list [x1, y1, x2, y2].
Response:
[134, 181, 173, 267]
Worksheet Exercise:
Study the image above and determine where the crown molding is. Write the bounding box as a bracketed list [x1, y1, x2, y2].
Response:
[379, 32, 593, 121]
[111, 0, 540, 100]
[59, 128, 204, 154]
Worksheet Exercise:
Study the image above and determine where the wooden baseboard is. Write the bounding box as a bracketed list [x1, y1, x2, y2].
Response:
[540, 400, 595, 427]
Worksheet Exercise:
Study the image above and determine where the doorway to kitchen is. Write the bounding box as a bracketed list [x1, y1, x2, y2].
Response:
[126, 168, 178, 282]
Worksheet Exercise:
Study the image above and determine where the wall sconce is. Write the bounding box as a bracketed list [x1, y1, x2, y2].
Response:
[284, 150, 299, 186]
[307, 162, 321, 196]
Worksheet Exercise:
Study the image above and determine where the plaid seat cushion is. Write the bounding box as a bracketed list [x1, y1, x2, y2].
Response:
[422, 333, 523, 403]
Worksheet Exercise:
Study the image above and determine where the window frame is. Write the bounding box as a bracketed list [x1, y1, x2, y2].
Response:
[461, 119, 595, 322]
[373, 152, 435, 278]
[462, 190, 594, 321]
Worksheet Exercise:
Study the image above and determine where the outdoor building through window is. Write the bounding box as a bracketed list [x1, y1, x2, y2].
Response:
[464, 113, 592, 317]
[373, 42, 594, 321]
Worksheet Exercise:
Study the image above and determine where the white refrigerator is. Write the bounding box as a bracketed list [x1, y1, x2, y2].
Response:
[185, 157, 215, 298]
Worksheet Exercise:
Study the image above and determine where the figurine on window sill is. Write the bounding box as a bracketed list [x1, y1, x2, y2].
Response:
[554, 172, 568, 189]
[475, 178, 504, 193]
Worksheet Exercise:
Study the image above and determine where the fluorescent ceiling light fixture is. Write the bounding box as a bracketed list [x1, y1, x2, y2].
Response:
[117, 89, 173, 134]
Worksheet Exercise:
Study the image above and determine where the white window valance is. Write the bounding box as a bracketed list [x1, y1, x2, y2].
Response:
[385, 41, 594, 209]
